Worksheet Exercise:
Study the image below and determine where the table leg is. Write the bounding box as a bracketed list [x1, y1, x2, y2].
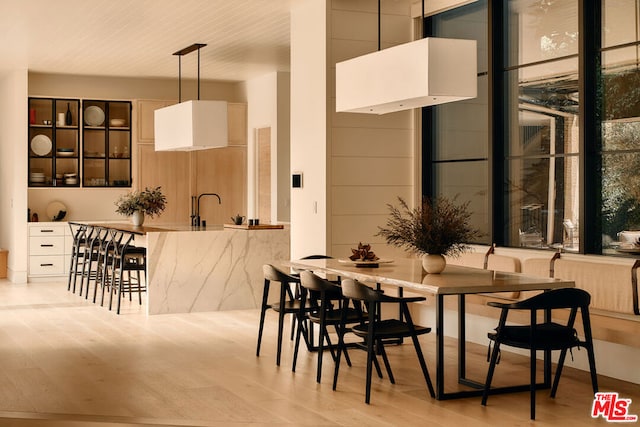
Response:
[458, 294, 466, 381]
[436, 294, 445, 399]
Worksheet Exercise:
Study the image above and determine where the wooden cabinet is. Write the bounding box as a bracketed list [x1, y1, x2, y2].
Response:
[137, 99, 176, 142]
[28, 222, 72, 278]
[28, 98, 80, 187]
[228, 103, 247, 146]
[135, 99, 247, 225]
[82, 100, 132, 187]
[195, 146, 247, 225]
[137, 144, 191, 224]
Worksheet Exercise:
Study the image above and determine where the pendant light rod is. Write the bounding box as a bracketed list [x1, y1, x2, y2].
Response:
[173, 43, 207, 103]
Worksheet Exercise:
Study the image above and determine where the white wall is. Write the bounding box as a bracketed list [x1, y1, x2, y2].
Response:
[245, 71, 291, 223]
[290, 0, 329, 258]
[0, 69, 29, 283]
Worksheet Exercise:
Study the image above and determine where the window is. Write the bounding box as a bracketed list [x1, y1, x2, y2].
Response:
[426, 0, 640, 255]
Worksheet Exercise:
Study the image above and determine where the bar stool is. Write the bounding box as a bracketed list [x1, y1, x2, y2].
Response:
[67, 222, 88, 293]
[101, 229, 147, 314]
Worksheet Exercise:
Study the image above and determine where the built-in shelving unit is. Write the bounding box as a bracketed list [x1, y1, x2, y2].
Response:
[82, 100, 132, 187]
[28, 97, 132, 188]
[28, 97, 81, 187]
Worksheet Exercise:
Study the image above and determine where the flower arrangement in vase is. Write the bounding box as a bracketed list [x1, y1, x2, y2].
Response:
[115, 186, 167, 226]
[376, 196, 481, 273]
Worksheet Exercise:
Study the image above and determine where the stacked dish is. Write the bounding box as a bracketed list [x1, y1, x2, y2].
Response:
[110, 118, 126, 127]
[63, 173, 78, 185]
[30, 172, 45, 184]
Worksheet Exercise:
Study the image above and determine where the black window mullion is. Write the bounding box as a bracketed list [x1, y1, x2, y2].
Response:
[579, 0, 602, 254]
[489, 0, 505, 245]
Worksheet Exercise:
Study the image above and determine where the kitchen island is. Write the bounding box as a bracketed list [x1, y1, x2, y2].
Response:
[90, 222, 289, 315]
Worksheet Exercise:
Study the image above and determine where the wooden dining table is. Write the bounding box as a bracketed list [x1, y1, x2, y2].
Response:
[285, 257, 575, 400]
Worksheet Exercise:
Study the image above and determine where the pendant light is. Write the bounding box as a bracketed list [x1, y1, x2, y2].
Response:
[155, 43, 228, 151]
[335, 0, 477, 115]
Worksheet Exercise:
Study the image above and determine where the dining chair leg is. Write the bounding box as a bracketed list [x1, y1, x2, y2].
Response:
[481, 341, 501, 406]
[276, 284, 286, 366]
[377, 340, 395, 383]
[365, 330, 375, 404]
[530, 347, 536, 420]
[256, 280, 270, 357]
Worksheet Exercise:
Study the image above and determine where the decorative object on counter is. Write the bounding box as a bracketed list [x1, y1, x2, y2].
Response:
[377, 196, 481, 274]
[231, 214, 245, 225]
[115, 186, 167, 226]
[65, 102, 72, 125]
[31, 213, 39, 222]
[349, 242, 379, 261]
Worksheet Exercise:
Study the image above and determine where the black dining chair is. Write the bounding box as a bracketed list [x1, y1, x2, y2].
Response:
[333, 278, 435, 404]
[292, 270, 365, 383]
[257, 264, 311, 366]
[481, 287, 598, 420]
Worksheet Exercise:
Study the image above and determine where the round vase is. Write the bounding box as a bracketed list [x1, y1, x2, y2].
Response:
[421, 254, 446, 274]
[131, 211, 145, 226]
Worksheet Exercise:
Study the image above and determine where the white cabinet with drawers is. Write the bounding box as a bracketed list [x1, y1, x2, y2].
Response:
[28, 222, 72, 278]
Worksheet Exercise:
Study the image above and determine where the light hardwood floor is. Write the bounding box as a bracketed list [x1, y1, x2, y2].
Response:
[0, 279, 637, 427]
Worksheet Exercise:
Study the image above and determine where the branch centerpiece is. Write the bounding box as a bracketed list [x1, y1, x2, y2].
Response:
[376, 196, 481, 273]
[115, 186, 167, 226]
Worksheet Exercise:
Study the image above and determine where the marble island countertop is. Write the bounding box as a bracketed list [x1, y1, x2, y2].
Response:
[81, 222, 287, 234]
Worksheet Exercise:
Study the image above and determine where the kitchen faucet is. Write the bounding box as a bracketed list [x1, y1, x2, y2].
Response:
[191, 193, 222, 227]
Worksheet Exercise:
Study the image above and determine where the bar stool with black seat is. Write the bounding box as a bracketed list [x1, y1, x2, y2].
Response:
[67, 222, 88, 293]
[103, 229, 147, 314]
[292, 270, 365, 383]
[481, 287, 598, 420]
[257, 264, 311, 366]
[332, 278, 436, 404]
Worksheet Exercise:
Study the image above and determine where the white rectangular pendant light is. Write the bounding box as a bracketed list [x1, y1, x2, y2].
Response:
[336, 37, 477, 115]
[154, 100, 228, 151]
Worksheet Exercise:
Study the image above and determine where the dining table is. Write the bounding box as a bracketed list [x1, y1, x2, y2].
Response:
[285, 257, 575, 400]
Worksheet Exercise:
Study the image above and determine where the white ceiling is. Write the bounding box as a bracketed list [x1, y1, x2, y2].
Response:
[0, 0, 293, 82]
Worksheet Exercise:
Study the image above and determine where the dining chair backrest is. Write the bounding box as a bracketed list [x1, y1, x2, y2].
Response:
[299, 270, 339, 293]
[496, 287, 590, 311]
[341, 279, 383, 303]
[263, 264, 299, 284]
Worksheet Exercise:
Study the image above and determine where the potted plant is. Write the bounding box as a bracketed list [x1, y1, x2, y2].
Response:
[115, 186, 167, 226]
[376, 196, 481, 273]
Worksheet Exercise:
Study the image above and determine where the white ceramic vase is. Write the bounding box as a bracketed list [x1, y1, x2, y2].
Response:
[131, 210, 145, 226]
[421, 253, 446, 274]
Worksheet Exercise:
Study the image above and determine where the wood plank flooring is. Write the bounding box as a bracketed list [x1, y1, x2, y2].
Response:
[0, 279, 637, 426]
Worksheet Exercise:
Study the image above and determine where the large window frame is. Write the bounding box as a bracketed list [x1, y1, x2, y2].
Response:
[423, 0, 640, 256]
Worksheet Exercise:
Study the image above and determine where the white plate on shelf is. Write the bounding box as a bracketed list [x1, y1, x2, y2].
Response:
[31, 134, 52, 156]
[46, 201, 67, 221]
[84, 106, 105, 126]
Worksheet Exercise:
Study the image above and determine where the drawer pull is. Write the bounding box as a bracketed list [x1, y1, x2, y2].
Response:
[40, 263, 54, 267]
[40, 244, 54, 247]
[40, 229, 54, 233]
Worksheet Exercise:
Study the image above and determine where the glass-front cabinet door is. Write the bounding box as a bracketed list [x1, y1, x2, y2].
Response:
[82, 100, 131, 187]
[28, 97, 80, 187]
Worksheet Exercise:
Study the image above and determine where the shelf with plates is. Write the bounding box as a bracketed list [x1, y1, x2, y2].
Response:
[81, 100, 132, 188]
[28, 97, 80, 187]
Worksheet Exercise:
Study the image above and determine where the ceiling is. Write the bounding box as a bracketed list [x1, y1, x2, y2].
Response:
[0, 0, 293, 82]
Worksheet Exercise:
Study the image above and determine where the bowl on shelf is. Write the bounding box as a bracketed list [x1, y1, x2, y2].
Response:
[110, 118, 126, 127]
[56, 148, 75, 157]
